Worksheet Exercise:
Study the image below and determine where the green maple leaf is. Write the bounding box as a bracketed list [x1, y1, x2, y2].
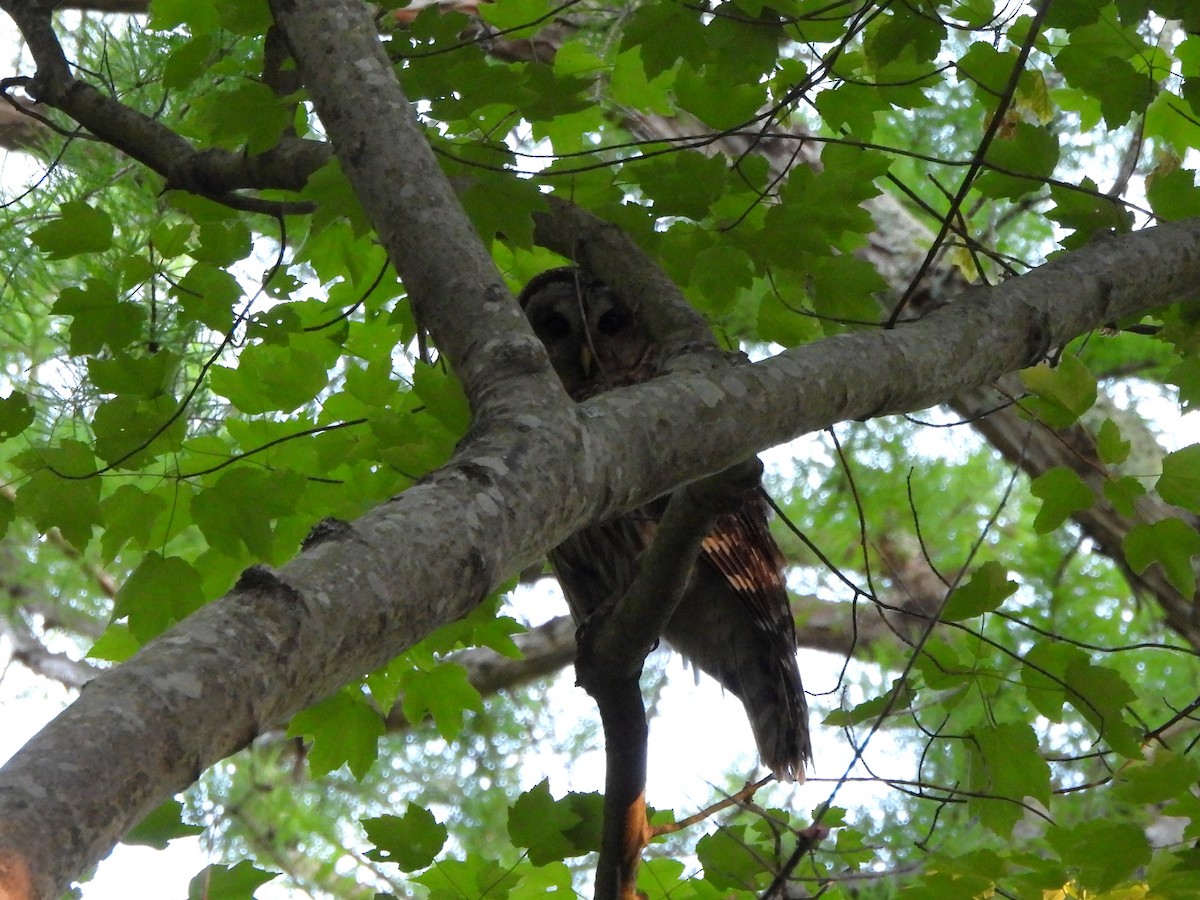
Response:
[508, 780, 584, 865]
[967, 721, 1051, 837]
[1124, 518, 1200, 596]
[288, 689, 384, 779]
[186, 861, 279, 900]
[1030, 466, 1093, 533]
[31, 200, 113, 258]
[1158, 444, 1200, 512]
[364, 805, 447, 871]
[399, 663, 482, 741]
[942, 561, 1017, 620]
[113, 552, 207, 642]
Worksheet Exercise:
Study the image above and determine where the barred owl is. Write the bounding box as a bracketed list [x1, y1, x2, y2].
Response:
[519, 267, 811, 781]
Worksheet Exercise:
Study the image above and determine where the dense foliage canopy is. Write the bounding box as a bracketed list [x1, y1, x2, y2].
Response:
[2, 0, 1200, 897]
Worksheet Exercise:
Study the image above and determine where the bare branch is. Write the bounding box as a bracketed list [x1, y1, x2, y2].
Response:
[1, 0, 330, 207]
[0, 617, 99, 690]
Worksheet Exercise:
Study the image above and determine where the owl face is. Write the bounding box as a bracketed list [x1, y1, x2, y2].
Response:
[519, 268, 656, 399]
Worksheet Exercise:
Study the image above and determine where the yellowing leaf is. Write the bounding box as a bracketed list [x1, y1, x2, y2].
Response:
[1046, 820, 1151, 892]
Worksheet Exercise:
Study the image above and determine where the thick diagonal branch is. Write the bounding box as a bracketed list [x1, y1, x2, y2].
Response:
[1, 213, 1196, 900]
[628, 112, 1200, 648]
[266, 0, 566, 415]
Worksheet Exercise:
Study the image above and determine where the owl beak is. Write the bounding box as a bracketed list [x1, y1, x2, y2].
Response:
[579, 343, 594, 376]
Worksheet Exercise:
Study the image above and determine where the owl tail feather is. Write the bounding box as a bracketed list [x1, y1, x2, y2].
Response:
[744, 666, 811, 784]
[663, 610, 811, 783]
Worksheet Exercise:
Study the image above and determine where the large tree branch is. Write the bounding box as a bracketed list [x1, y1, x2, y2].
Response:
[628, 110, 1200, 648]
[13, 0, 1179, 650]
[3, 594, 904, 727]
[0, 202, 1195, 898]
[267, 0, 570, 417]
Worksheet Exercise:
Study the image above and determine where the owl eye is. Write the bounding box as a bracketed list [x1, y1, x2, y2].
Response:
[597, 306, 631, 335]
[532, 311, 572, 340]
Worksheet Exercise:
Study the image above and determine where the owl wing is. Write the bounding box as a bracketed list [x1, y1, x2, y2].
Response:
[699, 490, 792, 640]
[550, 487, 810, 782]
[664, 487, 810, 781]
